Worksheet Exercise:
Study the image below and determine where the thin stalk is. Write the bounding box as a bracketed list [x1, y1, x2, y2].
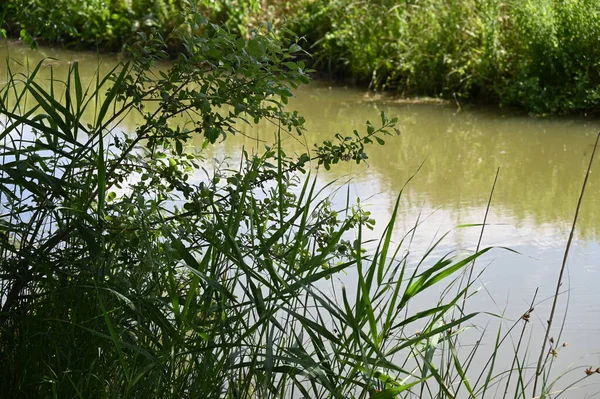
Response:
[450, 167, 499, 395]
[532, 131, 600, 397]
[461, 167, 499, 312]
[503, 288, 538, 399]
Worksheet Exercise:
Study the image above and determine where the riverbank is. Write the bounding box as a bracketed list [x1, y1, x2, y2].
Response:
[2, 0, 600, 114]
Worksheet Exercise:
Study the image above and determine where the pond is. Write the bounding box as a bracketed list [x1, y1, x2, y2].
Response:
[2, 40, 599, 397]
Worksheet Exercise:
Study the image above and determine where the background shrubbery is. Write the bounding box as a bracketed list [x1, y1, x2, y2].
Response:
[288, 0, 600, 114]
[2, 0, 179, 50]
[3, 0, 600, 114]
[1, 0, 264, 50]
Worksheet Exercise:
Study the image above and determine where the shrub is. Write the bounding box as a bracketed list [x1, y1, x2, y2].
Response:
[0, 0, 260, 51]
[287, 0, 600, 114]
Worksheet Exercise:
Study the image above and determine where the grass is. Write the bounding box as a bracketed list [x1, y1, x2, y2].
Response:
[1, 7, 599, 398]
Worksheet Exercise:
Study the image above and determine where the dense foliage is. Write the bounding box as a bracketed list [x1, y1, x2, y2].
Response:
[3, 0, 600, 114]
[288, 0, 600, 114]
[0, 0, 268, 51]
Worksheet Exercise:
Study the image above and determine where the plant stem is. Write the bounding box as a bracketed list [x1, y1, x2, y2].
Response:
[532, 131, 600, 397]
[461, 167, 499, 312]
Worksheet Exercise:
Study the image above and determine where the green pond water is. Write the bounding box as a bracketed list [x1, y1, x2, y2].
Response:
[2, 40, 600, 396]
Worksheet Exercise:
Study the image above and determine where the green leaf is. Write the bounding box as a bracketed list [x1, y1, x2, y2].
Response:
[367, 123, 375, 135]
[289, 43, 303, 53]
[371, 379, 424, 398]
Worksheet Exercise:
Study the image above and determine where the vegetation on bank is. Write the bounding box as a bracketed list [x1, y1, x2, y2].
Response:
[288, 0, 600, 115]
[2, 0, 600, 114]
[0, 2, 598, 398]
[0, 0, 277, 51]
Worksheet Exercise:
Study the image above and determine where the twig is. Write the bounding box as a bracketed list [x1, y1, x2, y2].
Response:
[453, 92, 462, 113]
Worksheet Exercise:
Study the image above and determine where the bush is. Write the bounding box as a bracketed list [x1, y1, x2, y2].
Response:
[498, 0, 600, 113]
[4, 0, 137, 50]
[0, 0, 261, 51]
[287, 0, 600, 114]
[4, 0, 600, 113]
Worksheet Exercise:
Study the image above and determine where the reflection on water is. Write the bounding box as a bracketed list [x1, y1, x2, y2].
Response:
[2, 40, 600, 397]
